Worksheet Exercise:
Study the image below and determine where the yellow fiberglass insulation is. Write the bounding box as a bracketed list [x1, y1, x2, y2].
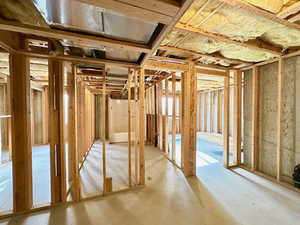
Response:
[242, 0, 297, 13]
[179, 0, 300, 48]
[162, 30, 276, 63]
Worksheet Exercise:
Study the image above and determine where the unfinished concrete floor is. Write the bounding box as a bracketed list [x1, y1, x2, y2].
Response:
[80, 141, 131, 198]
[0, 145, 51, 213]
[1, 144, 300, 225]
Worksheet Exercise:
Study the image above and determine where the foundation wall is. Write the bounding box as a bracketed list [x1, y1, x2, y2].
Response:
[243, 56, 300, 182]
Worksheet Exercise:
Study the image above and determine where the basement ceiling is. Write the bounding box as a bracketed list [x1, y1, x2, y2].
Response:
[161, 0, 300, 66]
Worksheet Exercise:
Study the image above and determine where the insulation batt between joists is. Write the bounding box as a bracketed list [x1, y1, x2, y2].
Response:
[243, 0, 298, 14]
[163, 0, 300, 64]
[162, 30, 276, 63]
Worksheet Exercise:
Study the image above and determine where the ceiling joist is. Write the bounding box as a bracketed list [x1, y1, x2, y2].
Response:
[175, 23, 282, 56]
[159, 45, 251, 65]
[140, 0, 195, 65]
[219, 0, 300, 30]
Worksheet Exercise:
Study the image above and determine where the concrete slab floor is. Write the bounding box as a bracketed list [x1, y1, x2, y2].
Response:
[1, 144, 300, 225]
[80, 141, 131, 198]
[0, 145, 51, 213]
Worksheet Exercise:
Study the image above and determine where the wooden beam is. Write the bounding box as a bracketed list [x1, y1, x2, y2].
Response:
[10, 53, 32, 212]
[175, 23, 282, 56]
[145, 60, 188, 71]
[223, 74, 230, 168]
[288, 12, 300, 23]
[251, 66, 259, 171]
[48, 59, 66, 203]
[0, 19, 151, 53]
[79, 0, 179, 24]
[276, 58, 283, 182]
[233, 70, 242, 166]
[277, 2, 300, 19]
[140, 0, 196, 65]
[197, 63, 230, 71]
[0, 31, 20, 53]
[219, 0, 300, 30]
[159, 45, 251, 65]
[139, 68, 145, 185]
[150, 55, 189, 64]
[196, 68, 228, 77]
[20, 50, 139, 68]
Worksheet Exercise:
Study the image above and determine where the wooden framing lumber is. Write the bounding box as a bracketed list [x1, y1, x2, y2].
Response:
[42, 87, 49, 144]
[159, 45, 251, 65]
[209, 92, 214, 133]
[219, 0, 300, 30]
[277, 2, 300, 19]
[175, 23, 282, 55]
[251, 66, 259, 171]
[20, 50, 139, 68]
[217, 90, 222, 134]
[10, 53, 32, 212]
[68, 65, 80, 201]
[102, 71, 107, 193]
[157, 82, 163, 149]
[276, 58, 283, 182]
[79, 0, 180, 24]
[139, 68, 145, 185]
[145, 60, 188, 71]
[223, 74, 230, 168]
[233, 70, 242, 166]
[134, 69, 139, 185]
[128, 68, 132, 187]
[164, 79, 169, 154]
[48, 59, 66, 203]
[0, 19, 150, 53]
[181, 62, 196, 176]
[196, 68, 228, 77]
[171, 73, 176, 162]
[288, 12, 300, 23]
[140, 0, 196, 65]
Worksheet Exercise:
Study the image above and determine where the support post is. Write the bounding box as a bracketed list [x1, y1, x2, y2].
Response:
[223, 73, 230, 168]
[234, 70, 242, 166]
[48, 59, 66, 203]
[10, 53, 33, 212]
[251, 66, 260, 171]
[68, 65, 80, 201]
[181, 62, 196, 176]
[139, 68, 145, 185]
